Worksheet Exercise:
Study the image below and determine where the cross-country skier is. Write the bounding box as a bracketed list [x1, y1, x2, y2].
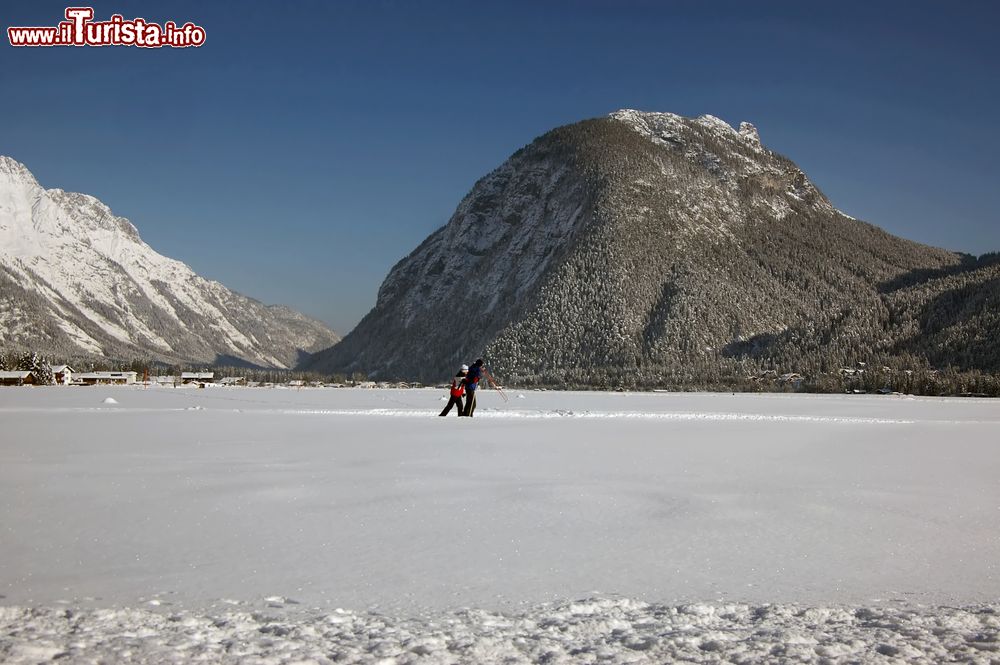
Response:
[461, 359, 485, 417]
[439, 364, 468, 417]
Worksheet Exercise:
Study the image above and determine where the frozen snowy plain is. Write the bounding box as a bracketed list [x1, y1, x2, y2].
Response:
[1, 386, 998, 663]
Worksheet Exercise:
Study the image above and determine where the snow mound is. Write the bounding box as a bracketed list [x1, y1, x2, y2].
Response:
[101, 397, 118, 405]
[1, 599, 996, 664]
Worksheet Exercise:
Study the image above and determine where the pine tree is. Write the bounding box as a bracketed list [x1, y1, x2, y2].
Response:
[17, 351, 54, 385]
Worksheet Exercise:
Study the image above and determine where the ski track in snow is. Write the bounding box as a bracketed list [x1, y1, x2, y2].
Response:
[249, 408, 923, 425]
[4, 387, 997, 427]
[0, 405, 923, 424]
[2, 598, 998, 664]
[7, 398, 1000, 426]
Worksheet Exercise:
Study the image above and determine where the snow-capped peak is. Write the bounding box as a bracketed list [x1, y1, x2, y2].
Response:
[0, 155, 40, 188]
[739, 121, 761, 146]
[610, 108, 684, 124]
[695, 114, 736, 134]
[610, 109, 762, 150]
[0, 156, 339, 366]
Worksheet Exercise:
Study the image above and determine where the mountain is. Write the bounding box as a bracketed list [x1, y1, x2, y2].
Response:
[303, 109, 998, 386]
[0, 156, 339, 368]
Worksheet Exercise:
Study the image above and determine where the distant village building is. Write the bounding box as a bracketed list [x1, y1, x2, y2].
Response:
[0, 370, 35, 386]
[50, 365, 75, 385]
[287, 379, 305, 387]
[74, 371, 137, 385]
[181, 372, 215, 384]
[219, 376, 246, 386]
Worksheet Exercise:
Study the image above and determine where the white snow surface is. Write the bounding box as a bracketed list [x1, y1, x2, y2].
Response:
[1, 387, 998, 662]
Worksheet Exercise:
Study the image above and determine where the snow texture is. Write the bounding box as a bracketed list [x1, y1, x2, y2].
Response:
[1, 388, 998, 662]
[2, 599, 997, 664]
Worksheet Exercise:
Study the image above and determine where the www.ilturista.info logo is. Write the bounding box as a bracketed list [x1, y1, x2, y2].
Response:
[7, 7, 205, 48]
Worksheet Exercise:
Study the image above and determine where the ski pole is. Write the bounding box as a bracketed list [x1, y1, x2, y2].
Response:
[483, 368, 508, 402]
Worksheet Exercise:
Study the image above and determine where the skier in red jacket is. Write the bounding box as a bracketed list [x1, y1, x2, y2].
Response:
[439, 364, 468, 416]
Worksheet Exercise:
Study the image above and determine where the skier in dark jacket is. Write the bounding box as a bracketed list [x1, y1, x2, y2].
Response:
[461, 359, 484, 417]
[439, 365, 468, 417]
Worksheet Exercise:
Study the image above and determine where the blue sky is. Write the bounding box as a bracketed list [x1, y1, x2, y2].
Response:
[2, 1, 998, 333]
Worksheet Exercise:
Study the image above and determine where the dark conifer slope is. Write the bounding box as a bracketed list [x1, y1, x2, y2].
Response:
[304, 110, 997, 386]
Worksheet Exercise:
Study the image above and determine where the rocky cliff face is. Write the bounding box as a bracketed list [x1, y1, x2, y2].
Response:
[0, 156, 339, 367]
[304, 110, 994, 384]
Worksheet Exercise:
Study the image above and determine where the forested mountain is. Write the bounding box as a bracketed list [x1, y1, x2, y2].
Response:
[0, 156, 339, 368]
[304, 110, 997, 388]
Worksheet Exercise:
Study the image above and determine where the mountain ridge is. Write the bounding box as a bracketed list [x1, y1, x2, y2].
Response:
[303, 109, 997, 385]
[0, 156, 339, 368]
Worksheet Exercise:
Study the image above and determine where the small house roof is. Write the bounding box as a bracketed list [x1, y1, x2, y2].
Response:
[181, 372, 215, 379]
[0, 371, 32, 379]
[50, 365, 74, 373]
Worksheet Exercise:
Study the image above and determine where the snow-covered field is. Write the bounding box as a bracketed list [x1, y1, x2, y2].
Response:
[1, 386, 998, 662]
